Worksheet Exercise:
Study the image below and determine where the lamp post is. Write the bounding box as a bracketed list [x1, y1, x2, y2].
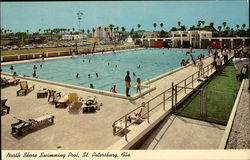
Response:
[76, 11, 83, 51]
[77, 11, 83, 38]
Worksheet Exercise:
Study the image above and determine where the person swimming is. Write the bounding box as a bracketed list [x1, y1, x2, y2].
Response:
[90, 83, 94, 89]
[76, 73, 79, 78]
[83, 60, 85, 62]
[10, 65, 14, 70]
[33, 65, 37, 70]
[96, 73, 99, 77]
[133, 72, 136, 76]
[32, 71, 38, 78]
[115, 65, 117, 68]
[180, 59, 187, 66]
[88, 74, 91, 78]
[137, 65, 141, 69]
[89, 59, 91, 63]
[40, 64, 43, 68]
[108, 63, 110, 66]
[110, 85, 117, 93]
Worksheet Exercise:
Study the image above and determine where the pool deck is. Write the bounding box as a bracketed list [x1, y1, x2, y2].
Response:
[1, 48, 223, 150]
[139, 115, 225, 149]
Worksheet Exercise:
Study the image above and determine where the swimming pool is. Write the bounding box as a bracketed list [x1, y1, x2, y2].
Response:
[1, 48, 209, 95]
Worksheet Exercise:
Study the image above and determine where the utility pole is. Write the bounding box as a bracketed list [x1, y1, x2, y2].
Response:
[77, 11, 84, 38]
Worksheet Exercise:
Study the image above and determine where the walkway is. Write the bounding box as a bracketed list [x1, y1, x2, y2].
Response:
[139, 115, 225, 149]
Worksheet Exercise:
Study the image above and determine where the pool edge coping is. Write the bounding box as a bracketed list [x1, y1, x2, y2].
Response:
[1, 72, 156, 100]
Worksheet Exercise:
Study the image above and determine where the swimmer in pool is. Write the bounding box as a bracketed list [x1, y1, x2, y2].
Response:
[110, 85, 117, 93]
[90, 83, 94, 88]
[76, 73, 79, 78]
[10, 65, 14, 70]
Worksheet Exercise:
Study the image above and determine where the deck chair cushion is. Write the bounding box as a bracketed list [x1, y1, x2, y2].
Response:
[68, 93, 78, 103]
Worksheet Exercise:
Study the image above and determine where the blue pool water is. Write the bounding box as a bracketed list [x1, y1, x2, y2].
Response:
[1, 49, 209, 95]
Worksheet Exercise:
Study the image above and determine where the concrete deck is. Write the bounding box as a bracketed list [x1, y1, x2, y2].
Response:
[139, 115, 225, 149]
[1, 49, 222, 150]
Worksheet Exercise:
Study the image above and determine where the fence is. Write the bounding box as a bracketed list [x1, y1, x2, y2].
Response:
[175, 86, 238, 125]
[1, 45, 140, 62]
[112, 61, 216, 140]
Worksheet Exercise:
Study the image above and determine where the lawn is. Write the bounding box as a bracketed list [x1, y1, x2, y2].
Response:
[0, 44, 126, 56]
[177, 62, 241, 125]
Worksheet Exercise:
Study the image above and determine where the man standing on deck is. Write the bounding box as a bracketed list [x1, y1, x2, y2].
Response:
[125, 71, 131, 97]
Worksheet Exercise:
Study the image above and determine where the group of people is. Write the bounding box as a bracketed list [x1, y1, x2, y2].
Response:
[75, 73, 99, 79]
[124, 71, 141, 96]
[109, 71, 142, 96]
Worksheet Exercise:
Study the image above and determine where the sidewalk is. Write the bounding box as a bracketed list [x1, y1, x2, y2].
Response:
[139, 115, 225, 149]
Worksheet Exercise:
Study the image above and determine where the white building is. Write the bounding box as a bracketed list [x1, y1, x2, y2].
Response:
[92, 26, 114, 39]
[142, 31, 159, 38]
[171, 30, 212, 48]
[61, 34, 84, 40]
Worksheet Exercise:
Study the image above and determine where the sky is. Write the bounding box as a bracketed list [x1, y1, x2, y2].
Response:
[0, 0, 249, 33]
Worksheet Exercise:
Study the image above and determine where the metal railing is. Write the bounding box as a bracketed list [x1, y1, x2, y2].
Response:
[112, 61, 216, 140]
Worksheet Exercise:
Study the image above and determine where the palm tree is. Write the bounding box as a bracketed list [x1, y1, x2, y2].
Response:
[130, 28, 134, 36]
[180, 25, 186, 31]
[108, 24, 114, 32]
[201, 21, 205, 27]
[81, 29, 85, 34]
[177, 21, 181, 27]
[121, 26, 126, 32]
[87, 29, 90, 34]
[236, 24, 240, 31]
[98, 26, 101, 31]
[92, 28, 95, 34]
[218, 26, 222, 32]
[72, 28, 75, 34]
[26, 29, 29, 33]
[197, 20, 202, 29]
[160, 23, 164, 31]
[209, 22, 214, 31]
[108, 24, 115, 38]
[116, 26, 119, 32]
[121, 27, 126, 41]
[137, 24, 141, 30]
[153, 23, 157, 31]
[242, 24, 246, 30]
[222, 22, 227, 30]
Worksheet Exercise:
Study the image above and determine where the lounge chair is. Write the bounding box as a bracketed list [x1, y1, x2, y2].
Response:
[48, 90, 61, 102]
[55, 94, 69, 108]
[68, 93, 83, 112]
[16, 81, 35, 96]
[82, 96, 102, 113]
[11, 113, 55, 136]
[1, 99, 10, 115]
[128, 103, 148, 124]
[1, 77, 20, 88]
